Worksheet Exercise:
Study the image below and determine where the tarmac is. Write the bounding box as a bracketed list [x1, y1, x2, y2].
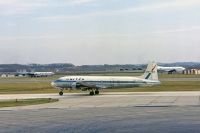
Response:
[1, 92, 200, 133]
[1, 91, 200, 110]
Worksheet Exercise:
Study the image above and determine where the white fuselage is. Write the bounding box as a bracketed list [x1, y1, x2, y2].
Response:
[157, 66, 185, 72]
[33, 72, 55, 76]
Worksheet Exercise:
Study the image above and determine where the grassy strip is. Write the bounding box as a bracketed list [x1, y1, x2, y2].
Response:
[0, 98, 58, 108]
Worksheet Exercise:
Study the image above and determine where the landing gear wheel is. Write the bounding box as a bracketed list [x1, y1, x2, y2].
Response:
[95, 90, 99, 95]
[59, 91, 63, 96]
[90, 91, 94, 96]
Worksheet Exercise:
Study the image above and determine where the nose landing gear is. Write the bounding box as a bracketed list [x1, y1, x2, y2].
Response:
[59, 91, 63, 96]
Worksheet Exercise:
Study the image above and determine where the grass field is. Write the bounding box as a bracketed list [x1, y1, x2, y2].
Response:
[0, 73, 199, 94]
[0, 98, 58, 108]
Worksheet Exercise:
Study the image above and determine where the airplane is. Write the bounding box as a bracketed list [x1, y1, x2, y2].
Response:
[15, 72, 55, 77]
[157, 66, 185, 74]
[27, 72, 55, 77]
[51, 62, 160, 96]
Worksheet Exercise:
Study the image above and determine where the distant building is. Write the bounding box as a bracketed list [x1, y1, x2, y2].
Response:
[183, 69, 200, 75]
[1, 74, 7, 78]
[1, 74, 15, 78]
[17, 69, 27, 73]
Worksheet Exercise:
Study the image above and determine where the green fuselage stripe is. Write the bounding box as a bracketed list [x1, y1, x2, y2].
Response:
[145, 73, 151, 79]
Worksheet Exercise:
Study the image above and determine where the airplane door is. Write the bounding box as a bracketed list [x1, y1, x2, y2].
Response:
[110, 78, 114, 88]
[100, 80, 103, 88]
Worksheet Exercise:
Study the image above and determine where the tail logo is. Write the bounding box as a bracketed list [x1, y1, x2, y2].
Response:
[151, 65, 157, 72]
[145, 65, 157, 79]
[145, 73, 151, 79]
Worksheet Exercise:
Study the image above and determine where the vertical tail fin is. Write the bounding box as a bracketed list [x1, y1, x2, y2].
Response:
[141, 61, 158, 81]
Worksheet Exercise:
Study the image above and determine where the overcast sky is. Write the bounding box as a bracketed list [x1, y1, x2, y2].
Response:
[0, 0, 200, 65]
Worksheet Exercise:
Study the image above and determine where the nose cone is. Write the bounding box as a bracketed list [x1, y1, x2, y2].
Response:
[51, 81, 57, 88]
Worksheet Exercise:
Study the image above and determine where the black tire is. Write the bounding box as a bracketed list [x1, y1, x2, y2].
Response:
[90, 91, 94, 96]
[59, 91, 63, 96]
[95, 90, 99, 95]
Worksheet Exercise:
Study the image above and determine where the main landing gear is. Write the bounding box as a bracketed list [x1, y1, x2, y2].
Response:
[89, 90, 99, 96]
[95, 90, 99, 95]
[89, 91, 94, 95]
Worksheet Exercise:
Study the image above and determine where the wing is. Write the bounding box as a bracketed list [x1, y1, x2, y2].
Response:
[76, 81, 106, 89]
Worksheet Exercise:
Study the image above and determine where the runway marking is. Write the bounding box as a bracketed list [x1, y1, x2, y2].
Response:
[147, 96, 161, 106]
